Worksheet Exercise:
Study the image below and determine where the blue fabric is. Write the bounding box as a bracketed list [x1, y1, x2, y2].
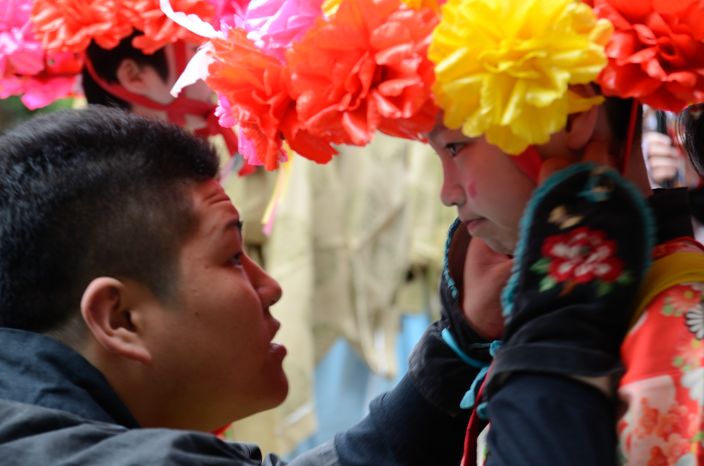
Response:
[288, 313, 430, 458]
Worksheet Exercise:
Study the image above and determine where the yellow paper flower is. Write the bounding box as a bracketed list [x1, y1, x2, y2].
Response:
[429, 0, 612, 154]
[400, 0, 441, 13]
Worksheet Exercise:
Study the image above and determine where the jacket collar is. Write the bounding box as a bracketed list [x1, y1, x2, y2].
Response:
[0, 328, 139, 428]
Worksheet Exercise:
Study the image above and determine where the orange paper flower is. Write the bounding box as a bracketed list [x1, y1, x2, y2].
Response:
[593, 0, 704, 111]
[207, 28, 335, 170]
[125, 0, 214, 54]
[287, 0, 439, 146]
[31, 0, 133, 53]
[31, 0, 214, 55]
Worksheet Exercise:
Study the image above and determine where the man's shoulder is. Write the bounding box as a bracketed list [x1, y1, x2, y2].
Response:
[0, 398, 279, 465]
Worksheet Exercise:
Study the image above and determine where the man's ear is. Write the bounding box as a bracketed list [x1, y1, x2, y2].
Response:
[565, 84, 600, 152]
[115, 59, 151, 96]
[80, 277, 152, 365]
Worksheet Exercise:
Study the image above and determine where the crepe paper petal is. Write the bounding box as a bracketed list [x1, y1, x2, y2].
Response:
[1, 0, 82, 109]
[242, 0, 324, 60]
[429, 0, 611, 155]
[321, 0, 341, 17]
[208, 0, 249, 28]
[593, 0, 704, 112]
[287, 0, 439, 147]
[20, 74, 78, 108]
[206, 28, 335, 170]
[170, 41, 214, 97]
[214, 94, 236, 127]
[31, 0, 134, 53]
[1, 0, 44, 76]
[400, 0, 444, 13]
[159, 0, 221, 40]
[126, 0, 215, 53]
[0, 73, 78, 108]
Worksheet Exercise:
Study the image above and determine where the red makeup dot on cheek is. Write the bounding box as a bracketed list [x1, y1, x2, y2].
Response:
[467, 181, 478, 198]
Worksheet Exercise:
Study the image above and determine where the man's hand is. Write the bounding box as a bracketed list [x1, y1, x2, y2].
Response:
[461, 236, 512, 340]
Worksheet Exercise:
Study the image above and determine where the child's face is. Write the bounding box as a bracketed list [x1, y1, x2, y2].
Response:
[429, 123, 537, 255]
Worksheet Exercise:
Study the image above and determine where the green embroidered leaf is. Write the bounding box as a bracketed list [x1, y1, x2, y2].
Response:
[616, 270, 633, 285]
[539, 276, 556, 292]
[530, 258, 551, 274]
[597, 281, 612, 297]
[662, 304, 675, 316]
[673, 356, 684, 368]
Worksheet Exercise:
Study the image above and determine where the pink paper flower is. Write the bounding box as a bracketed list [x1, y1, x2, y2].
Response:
[1, 0, 44, 76]
[1, 0, 81, 108]
[242, 0, 325, 60]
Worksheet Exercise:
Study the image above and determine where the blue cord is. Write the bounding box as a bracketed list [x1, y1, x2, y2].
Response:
[442, 328, 502, 417]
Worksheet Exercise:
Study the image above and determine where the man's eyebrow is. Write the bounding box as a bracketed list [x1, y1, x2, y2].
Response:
[224, 219, 243, 232]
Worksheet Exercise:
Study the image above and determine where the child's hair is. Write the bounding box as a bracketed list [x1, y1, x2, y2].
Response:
[0, 106, 219, 333]
[82, 33, 170, 109]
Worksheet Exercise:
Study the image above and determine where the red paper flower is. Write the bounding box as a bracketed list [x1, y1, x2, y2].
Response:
[31, 0, 134, 53]
[125, 0, 215, 54]
[541, 227, 623, 284]
[31, 0, 214, 55]
[206, 28, 335, 170]
[286, 0, 439, 147]
[593, 0, 704, 111]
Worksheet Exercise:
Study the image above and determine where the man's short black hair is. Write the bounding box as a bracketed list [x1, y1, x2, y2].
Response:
[0, 106, 219, 332]
[82, 33, 170, 109]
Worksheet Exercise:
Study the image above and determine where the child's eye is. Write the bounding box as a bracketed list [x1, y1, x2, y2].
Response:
[445, 142, 466, 157]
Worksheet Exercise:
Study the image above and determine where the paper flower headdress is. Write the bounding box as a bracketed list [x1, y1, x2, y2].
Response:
[165, 0, 441, 169]
[429, 0, 612, 155]
[0, 0, 82, 108]
[0, 0, 219, 109]
[592, 0, 704, 113]
[429, 0, 704, 155]
[31, 0, 216, 55]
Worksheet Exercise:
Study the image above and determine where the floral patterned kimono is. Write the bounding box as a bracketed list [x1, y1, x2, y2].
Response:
[618, 237, 704, 465]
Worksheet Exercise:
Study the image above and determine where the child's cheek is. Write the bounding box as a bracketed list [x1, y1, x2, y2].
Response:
[467, 180, 478, 199]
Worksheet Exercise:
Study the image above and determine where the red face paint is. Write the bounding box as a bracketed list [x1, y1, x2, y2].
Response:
[467, 180, 478, 198]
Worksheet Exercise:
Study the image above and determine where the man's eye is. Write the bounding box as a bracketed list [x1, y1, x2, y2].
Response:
[445, 142, 466, 157]
[229, 252, 243, 267]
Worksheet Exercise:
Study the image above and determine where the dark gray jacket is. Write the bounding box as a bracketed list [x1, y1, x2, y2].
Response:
[0, 326, 471, 465]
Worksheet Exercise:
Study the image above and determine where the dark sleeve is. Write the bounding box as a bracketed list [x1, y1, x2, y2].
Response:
[334, 375, 470, 466]
[485, 374, 617, 466]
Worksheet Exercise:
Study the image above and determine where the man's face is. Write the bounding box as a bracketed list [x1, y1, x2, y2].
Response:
[429, 123, 537, 255]
[144, 180, 287, 427]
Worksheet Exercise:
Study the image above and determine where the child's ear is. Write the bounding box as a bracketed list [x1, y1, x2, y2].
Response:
[80, 277, 152, 365]
[115, 59, 151, 96]
[565, 84, 600, 152]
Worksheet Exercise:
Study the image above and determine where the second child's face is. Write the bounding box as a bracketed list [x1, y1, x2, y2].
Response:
[429, 123, 536, 255]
